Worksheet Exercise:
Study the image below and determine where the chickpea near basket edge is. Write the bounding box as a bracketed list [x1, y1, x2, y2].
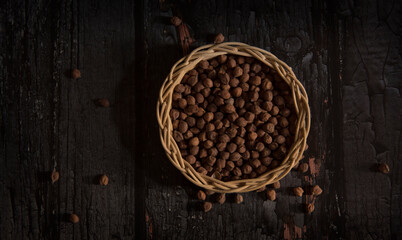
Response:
[170, 55, 297, 181]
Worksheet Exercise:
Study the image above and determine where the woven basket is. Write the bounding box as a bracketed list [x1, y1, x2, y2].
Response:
[157, 42, 310, 193]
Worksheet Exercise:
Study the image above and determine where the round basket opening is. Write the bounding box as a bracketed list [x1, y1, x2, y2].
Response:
[157, 42, 310, 193]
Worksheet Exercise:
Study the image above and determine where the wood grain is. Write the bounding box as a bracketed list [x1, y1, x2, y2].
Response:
[0, 0, 400, 239]
[340, 0, 402, 239]
[1, 0, 137, 239]
[143, 0, 340, 239]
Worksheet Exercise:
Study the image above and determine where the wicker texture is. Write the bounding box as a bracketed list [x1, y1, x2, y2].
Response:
[157, 42, 310, 193]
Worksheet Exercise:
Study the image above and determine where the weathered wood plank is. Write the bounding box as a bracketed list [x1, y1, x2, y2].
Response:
[61, 1, 137, 239]
[1, 0, 137, 239]
[1, 1, 66, 238]
[339, 0, 402, 239]
[141, 0, 341, 239]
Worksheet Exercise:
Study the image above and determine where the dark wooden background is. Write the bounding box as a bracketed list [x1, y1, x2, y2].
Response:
[1, 0, 401, 239]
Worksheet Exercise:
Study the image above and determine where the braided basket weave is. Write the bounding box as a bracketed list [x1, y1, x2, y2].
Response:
[157, 42, 310, 193]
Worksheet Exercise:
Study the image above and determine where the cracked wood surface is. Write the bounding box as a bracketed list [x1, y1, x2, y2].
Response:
[0, 0, 400, 239]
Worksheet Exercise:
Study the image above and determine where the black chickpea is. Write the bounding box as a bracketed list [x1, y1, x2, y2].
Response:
[171, 55, 294, 181]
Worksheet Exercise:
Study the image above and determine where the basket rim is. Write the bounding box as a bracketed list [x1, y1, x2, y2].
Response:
[156, 42, 311, 193]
